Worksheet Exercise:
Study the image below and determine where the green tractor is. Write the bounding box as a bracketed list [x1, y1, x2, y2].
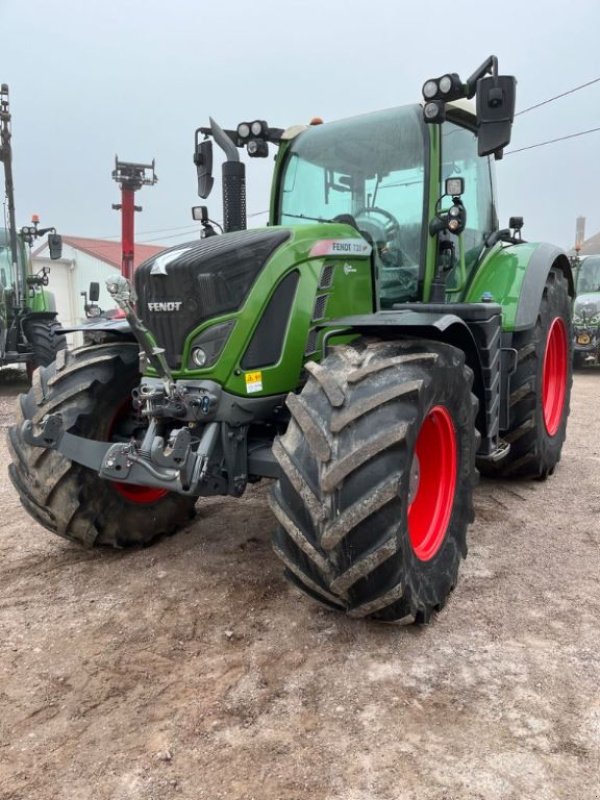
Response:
[8, 57, 573, 624]
[1, 84, 65, 376]
[572, 255, 600, 367]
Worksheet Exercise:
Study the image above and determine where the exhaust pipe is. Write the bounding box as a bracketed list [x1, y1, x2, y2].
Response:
[209, 117, 246, 233]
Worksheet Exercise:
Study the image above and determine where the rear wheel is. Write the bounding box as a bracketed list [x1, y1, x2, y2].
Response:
[270, 339, 478, 623]
[8, 342, 197, 548]
[480, 267, 572, 479]
[24, 317, 66, 378]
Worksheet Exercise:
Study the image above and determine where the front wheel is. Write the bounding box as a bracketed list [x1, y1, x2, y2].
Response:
[270, 339, 478, 623]
[8, 342, 197, 548]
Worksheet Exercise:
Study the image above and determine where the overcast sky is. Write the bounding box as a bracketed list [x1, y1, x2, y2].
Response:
[2, 0, 600, 251]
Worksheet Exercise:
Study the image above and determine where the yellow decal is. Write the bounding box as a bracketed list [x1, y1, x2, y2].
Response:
[245, 371, 263, 394]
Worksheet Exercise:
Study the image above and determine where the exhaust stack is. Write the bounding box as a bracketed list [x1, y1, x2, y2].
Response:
[209, 117, 247, 233]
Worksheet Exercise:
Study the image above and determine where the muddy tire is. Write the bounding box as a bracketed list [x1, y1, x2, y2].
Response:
[270, 339, 478, 624]
[480, 267, 572, 479]
[24, 317, 66, 376]
[8, 342, 197, 548]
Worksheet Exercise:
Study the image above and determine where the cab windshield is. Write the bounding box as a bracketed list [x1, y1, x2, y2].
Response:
[277, 105, 427, 304]
[0, 229, 19, 291]
[576, 256, 600, 294]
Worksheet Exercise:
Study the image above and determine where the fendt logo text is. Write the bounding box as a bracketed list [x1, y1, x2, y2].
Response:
[147, 301, 183, 312]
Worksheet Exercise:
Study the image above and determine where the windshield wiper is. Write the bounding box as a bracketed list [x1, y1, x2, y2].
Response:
[281, 212, 336, 224]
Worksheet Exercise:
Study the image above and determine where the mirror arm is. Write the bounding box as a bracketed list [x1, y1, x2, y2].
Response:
[465, 55, 498, 97]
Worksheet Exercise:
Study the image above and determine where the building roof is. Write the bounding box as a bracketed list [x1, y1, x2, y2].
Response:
[33, 235, 165, 269]
[574, 231, 600, 256]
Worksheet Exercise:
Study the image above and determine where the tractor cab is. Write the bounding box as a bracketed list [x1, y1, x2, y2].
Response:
[273, 101, 501, 308]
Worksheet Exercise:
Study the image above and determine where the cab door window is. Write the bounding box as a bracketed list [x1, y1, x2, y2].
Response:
[441, 121, 497, 266]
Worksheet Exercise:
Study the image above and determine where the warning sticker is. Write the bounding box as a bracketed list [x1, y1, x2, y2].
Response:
[245, 371, 263, 394]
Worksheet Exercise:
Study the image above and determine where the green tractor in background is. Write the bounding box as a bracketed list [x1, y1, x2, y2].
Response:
[9, 56, 573, 625]
[1, 84, 65, 376]
[571, 255, 600, 367]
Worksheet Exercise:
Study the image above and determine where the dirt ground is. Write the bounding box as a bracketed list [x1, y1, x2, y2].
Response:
[0, 368, 598, 800]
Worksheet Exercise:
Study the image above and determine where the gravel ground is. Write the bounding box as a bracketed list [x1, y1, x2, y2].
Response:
[0, 368, 598, 800]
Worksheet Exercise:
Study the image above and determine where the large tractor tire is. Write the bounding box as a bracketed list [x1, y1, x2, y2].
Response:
[23, 317, 66, 376]
[480, 267, 572, 479]
[270, 339, 478, 624]
[8, 341, 197, 548]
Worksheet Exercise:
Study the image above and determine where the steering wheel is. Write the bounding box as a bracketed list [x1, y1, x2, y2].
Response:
[355, 206, 412, 267]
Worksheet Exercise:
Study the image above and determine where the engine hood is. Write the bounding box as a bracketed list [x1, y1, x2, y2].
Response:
[134, 228, 291, 368]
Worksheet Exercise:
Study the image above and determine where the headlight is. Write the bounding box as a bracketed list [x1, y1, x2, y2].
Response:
[191, 347, 207, 367]
[187, 320, 235, 370]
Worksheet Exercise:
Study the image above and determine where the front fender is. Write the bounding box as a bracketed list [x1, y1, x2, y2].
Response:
[58, 318, 132, 336]
[465, 242, 574, 332]
[29, 288, 57, 313]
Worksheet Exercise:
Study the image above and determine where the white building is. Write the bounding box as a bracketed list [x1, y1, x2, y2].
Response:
[32, 236, 165, 332]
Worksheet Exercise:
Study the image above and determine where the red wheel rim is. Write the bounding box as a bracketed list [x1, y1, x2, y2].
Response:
[408, 405, 457, 561]
[108, 400, 168, 505]
[542, 317, 568, 437]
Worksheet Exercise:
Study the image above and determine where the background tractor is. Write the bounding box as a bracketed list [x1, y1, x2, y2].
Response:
[571, 254, 600, 367]
[8, 56, 573, 625]
[0, 85, 65, 376]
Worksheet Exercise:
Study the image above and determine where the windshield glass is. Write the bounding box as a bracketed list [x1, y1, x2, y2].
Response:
[0, 229, 19, 291]
[278, 105, 427, 304]
[576, 256, 600, 294]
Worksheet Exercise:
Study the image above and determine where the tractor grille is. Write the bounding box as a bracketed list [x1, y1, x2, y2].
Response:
[319, 263, 334, 289]
[135, 229, 290, 369]
[312, 294, 328, 321]
[304, 328, 318, 356]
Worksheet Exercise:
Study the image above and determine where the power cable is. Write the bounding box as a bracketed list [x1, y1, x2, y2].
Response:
[516, 76, 600, 116]
[137, 211, 271, 244]
[93, 209, 269, 241]
[505, 126, 600, 155]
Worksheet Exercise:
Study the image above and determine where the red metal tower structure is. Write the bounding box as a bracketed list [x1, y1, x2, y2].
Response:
[111, 156, 157, 280]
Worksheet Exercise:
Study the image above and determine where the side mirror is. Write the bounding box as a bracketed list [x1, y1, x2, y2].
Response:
[89, 281, 100, 302]
[194, 139, 214, 199]
[476, 75, 516, 158]
[47, 233, 63, 260]
[0, 268, 6, 288]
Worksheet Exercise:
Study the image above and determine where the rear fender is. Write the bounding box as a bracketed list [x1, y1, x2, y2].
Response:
[465, 242, 574, 332]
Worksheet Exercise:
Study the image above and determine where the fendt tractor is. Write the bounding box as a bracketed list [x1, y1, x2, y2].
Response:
[1, 84, 65, 376]
[8, 57, 573, 625]
[572, 255, 600, 367]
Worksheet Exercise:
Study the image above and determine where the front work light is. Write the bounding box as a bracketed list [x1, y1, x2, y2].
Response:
[247, 138, 269, 158]
[424, 101, 445, 122]
[422, 80, 438, 99]
[445, 177, 465, 197]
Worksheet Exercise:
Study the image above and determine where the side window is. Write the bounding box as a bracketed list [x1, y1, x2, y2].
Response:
[441, 121, 496, 256]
